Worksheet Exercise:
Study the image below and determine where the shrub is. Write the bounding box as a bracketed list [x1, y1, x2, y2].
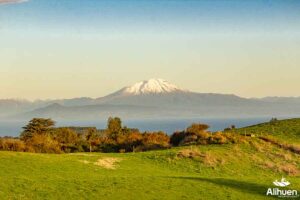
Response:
[52, 128, 79, 145]
[186, 123, 210, 133]
[26, 134, 62, 154]
[141, 131, 170, 151]
[96, 136, 119, 152]
[0, 138, 26, 152]
[170, 131, 185, 146]
[119, 131, 143, 152]
[170, 123, 211, 146]
[182, 134, 198, 145]
[209, 132, 227, 144]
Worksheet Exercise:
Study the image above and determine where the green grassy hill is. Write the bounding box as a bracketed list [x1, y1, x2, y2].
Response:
[1, 118, 300, 199]
[235, 118, 300, 144]
[0, 138, 299, 200]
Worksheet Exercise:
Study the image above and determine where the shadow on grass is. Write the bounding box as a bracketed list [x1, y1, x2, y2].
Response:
[169, 176, 271, 197]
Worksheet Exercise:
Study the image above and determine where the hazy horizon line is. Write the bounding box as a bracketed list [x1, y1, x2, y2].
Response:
[2, 93, 300, 102]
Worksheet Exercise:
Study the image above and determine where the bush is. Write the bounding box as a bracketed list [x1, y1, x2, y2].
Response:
[132, 132, 170, 152]
[170, 123, 211, 146]
[26, 134, 62, 154]
[209, 132, 227, 144]
[0, 138, 26, 152]
[52, 128, 79, 145]
[182, 134, 198, 145]
[170, 131, 185, 146]
[141, 131, 170, 150]
[96, 137, 119, 152]
[186, 123, 210, 133]
[117, 131, 143, 152]
[3, 118, 243, 153]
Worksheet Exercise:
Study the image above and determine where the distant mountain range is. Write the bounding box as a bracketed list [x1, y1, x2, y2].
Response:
[1, 78, 300, 120]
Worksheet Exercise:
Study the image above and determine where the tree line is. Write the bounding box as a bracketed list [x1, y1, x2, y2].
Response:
[0, 117, 240, 153]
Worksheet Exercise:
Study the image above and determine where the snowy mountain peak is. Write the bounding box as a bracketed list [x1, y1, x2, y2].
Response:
[121, 78, 185, 95]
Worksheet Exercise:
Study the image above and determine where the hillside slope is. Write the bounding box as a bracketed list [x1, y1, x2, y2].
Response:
[236, 118, 300, 144]
[0, 139, 299, 200]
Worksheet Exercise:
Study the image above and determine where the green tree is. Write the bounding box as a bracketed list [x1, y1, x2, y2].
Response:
[53, 128, 78, 146]
[85, 128, 98, 152]
[20, 118, 55, 141]
[107, 117, 122, 139]
[51, 127, 81, 152]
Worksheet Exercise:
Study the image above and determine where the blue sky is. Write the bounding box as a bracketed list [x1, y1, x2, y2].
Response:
[2, 0, 300, 34]
[0, 0, 300, 99]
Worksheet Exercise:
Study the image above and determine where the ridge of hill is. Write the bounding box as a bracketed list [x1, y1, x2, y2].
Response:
[236, 118, 300, 145]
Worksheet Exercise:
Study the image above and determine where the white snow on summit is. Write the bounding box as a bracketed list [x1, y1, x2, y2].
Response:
[121, 78, 185, 95]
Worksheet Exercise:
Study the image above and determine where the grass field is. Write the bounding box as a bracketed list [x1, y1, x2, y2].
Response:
[0, 137, 299, 199]
[236, 118, 300, 145]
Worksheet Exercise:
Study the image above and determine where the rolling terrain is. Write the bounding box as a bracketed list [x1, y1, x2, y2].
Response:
[236, 118, 300, 145]
[0, 119, 299, 199]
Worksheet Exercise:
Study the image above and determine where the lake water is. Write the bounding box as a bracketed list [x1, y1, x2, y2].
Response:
[0, 117, 272, 137]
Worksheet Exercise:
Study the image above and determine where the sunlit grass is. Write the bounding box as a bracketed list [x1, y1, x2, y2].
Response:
[0, 140, 299, 199]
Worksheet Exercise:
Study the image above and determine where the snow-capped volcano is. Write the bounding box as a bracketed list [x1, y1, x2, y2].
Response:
[6, 78, 300, 120]
[120, 78, 185, 95]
